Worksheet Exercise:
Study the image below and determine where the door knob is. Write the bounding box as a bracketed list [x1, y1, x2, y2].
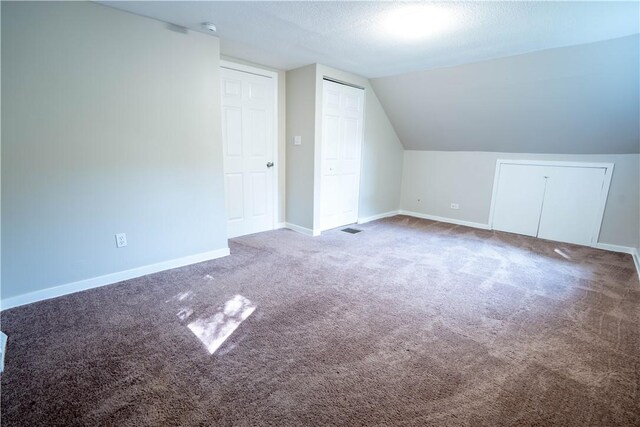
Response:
[266, 162, 274, 168]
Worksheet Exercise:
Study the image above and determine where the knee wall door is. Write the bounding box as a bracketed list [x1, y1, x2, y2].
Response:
[491, 161, 612, 246]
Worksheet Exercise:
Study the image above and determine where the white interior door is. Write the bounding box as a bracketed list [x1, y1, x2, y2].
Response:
[537, 166, 606, 245]
[320, 80, 364, 231]
[221, 67, 275, 238]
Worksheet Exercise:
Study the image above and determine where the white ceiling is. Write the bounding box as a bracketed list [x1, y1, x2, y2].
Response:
[99, 1, 639, 78]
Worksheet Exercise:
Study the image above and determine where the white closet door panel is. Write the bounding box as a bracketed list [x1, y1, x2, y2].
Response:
[322, 114, 340, 177]
[492, 164, 548, 237]
[320, 80, 364, 231]
[324, 85, 341, 110]
[340, 173, 359, 215]
[321, 175, 341, 229]
[537, 166, 605, 246]
[342, 117, 359, 161]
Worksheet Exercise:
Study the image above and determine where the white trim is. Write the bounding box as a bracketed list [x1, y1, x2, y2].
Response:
[488, 159, 614, 247]
[0, 248, 230, 311]
[398, 210, 490, 230]
[487, 160, 502, 230]
[275, 222, 286, 229]
[593, 243, 636, 255]
[591, 164, 615, 246]
[285, 222, 321, 237]
[312, 74, 323, 233]
[398, 211, 640, 280]
[0, 332, 6, 373]
[220, 60, 280, 233]
[220, 60, 278, 80]
[594, 244, 640, 282]
[357, 210, 400, 224]
[495, 159, 615, 169]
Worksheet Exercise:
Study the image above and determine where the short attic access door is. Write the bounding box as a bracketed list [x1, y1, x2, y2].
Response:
[489, 160, 613, 246]
[319, 79, 365, 232]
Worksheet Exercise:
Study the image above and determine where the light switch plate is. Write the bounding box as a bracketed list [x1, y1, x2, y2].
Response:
[293, 136, 302, 145]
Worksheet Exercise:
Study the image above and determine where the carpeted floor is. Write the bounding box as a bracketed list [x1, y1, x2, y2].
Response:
[1, 215, 639, 426]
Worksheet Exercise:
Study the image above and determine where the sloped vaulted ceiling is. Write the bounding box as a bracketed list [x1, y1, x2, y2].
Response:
[371, 35, 640, 154]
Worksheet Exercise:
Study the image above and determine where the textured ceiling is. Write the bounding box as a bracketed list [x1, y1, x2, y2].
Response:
[99, 1, 639, 78]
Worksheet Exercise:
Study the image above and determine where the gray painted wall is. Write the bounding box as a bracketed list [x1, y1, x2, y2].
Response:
[372, 35, 639, 154]
[1, 2, 228, 300]
[401, 151, 640, 249]
[285, 63, 404, 231]
[285, 65, 317, 230]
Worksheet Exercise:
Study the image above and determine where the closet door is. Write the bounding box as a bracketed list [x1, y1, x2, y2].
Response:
[537, 166, 606, 246]
[320, 79, 364, 231]
[491, 164, 548, 237]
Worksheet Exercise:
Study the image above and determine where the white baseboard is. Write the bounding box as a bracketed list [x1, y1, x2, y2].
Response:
[285, 222, 320, 237]
[398, 210, 640, 281]
[0, 332, 6, 373]
[275, 222, 286, 230]
[593, 242, 635, 255]
[593, 243, 640, 281]
[0, 247, 230, 311]
[357, 210, 400, 224]
[632, 249, 640, 281]
[398, 210, 491, 230]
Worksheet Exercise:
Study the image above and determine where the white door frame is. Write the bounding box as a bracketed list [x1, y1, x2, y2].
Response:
[220, 60, 279, 232]
[488, 159, 614, 247]
[314, 77, 366, 233]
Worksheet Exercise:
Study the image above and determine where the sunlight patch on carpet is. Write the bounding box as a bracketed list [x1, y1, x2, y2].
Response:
[166, 291, 194, 303]
[554, 248, 572, 260]
[187, 295, 256, 354]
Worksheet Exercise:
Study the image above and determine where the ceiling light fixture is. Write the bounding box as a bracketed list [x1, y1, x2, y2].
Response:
[202, 22, 217, 33]
[380, 5, 456, 40]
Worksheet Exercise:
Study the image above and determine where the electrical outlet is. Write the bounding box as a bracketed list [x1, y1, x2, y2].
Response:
[115, 233, 127, 248]
[450, 203, 460, 210]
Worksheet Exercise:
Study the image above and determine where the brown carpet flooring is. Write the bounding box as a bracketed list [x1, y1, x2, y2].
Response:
[1, 215, 639, 426]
